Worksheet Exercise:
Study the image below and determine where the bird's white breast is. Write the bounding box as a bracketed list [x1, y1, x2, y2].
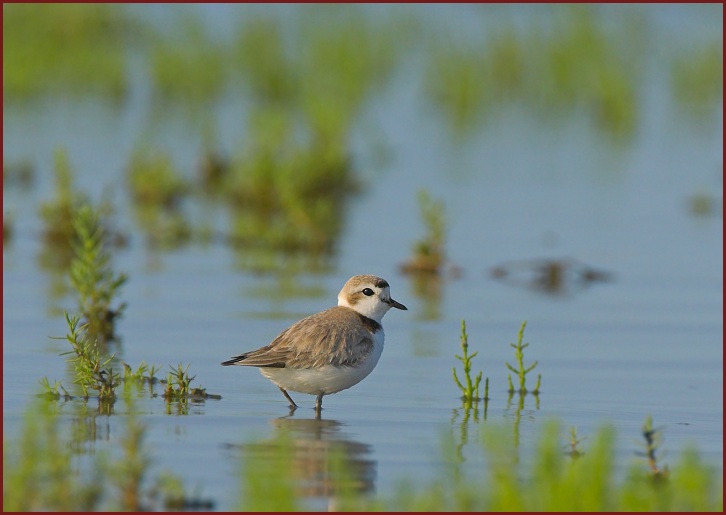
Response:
[260, 329, 385, 395]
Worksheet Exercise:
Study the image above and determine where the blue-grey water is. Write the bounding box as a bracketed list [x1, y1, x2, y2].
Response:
[3, 4, 723, 510]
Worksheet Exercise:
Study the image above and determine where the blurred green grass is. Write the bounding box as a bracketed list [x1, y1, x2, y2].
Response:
[3, 4, 133, 100]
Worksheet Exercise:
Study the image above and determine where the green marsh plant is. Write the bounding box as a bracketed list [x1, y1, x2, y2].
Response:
[162, 363, 195, 401]
[234, 17, 297, 106]
[127, 148, 192, 248]
[297, 11, 403, 141]
[3, 389, 203, 511]
[506, 320, 540, 395]
[70, 204, 127, 344]
[449, 399, 483, 471]
[123, 361, 161, 386]
[639, 415, 668, 477]
[227, 12, 411, 267]
[56, 313, 120, 405]
[425, 43, 494, 138]
[452, 320, 486, 405]
[149, 16, 226, 105]
[3, 398, 104, 511]
[38, 376, 72, 402]
[127, 148, 188, 209]
[39, 150, 126, 275]
[3, 3, 131, 101]
[161, 363, 220, 403]
[238, 433, 301, 511]
[332, 421, 722, 511]
[566, 426, 587, 459]
[226, 106, 358, 260]
[424, 5, 639, 140]
[39, 149, 88, 258]
[671, 42, 723, 118]
[401, 189, 447, 276]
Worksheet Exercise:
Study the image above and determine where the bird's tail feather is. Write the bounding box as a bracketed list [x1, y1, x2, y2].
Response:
[221, 354, 248, 366]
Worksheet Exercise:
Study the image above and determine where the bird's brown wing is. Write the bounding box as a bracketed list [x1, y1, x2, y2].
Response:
[221, 307, 377, 369]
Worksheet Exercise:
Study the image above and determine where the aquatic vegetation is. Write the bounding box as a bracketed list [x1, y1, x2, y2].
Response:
[2, 398, 105, 511]
[38, 149, 88, 251]
[425, 43, 496, 138]
[424, 26, 529, 137]
[3, 392, 209, 511]
[234, 17, 297, 106]
[123, 361, 161, 386]
[162, 363, 220, 402]
[240, 419, 722, 511]
[530, 6, 638, 139]
[44, 300, 218, 407]
[111, 391, 148, 511]
[149, 16, 227, 105]
[671, 42, 723, 118]
[401, 189, 448, 275]
[56, 313, 120, 403]
[46, 317, 219, 415]
[236, 28, 359, 255]
[5, 392, 721, 511]
[452, 320, 485, 404]
[566, 426, 587, 459]
[38, 376, 72, 402]
[225, 106, 358, 257]
[127, 148, 188, 208]
[296, 10, 404, 142]
[70, 205, 128, 343]
[450, 398, 485, 470]
[238, 434, 302, 511]
[407, 273, 445, 322]
[235, 10, 405, 136]
[137, 208, 193, 250]
[161, 363, 195, 401]
[226, 11, 411, 265]
[3, 3, 132, 101]
[639, 415, 668, 477]
[425, 5, 639, 140]
[127, 148, 192, 248]
[38, 150, 127, 274]
[506, 321, 540, 395]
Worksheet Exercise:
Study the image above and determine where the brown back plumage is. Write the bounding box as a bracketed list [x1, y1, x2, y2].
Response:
[221, 306, 381, 369]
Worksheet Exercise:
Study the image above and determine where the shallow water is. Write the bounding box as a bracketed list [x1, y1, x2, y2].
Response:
[3, 4, 723, 510]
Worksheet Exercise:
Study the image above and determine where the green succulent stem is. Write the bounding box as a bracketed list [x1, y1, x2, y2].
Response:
[453, 320, 484, 402]
[505, 321, 538, 394]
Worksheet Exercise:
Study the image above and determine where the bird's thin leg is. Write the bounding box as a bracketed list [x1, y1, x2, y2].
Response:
[279, 387, 298, 410]
[315, 393, 324, 413]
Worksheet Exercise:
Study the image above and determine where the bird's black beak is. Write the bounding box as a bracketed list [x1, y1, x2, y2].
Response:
[388, 298, 408, 310]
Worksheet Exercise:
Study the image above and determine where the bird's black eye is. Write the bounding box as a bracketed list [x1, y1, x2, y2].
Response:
[362, 288, 374, 296]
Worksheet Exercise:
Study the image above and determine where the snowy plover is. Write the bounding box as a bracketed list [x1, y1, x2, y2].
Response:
[222, 274, 407, 412]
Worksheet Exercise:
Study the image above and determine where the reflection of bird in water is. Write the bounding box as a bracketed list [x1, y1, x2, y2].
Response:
[274, 416, 376, 499]
[230, 415, 376, 504]
[490, 256, 612, 296]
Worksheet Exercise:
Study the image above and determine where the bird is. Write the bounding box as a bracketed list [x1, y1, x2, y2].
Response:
[222, 274, 407, 412]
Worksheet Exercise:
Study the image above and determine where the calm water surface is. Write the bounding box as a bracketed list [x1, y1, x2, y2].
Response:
[3, 4, 723, 510]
